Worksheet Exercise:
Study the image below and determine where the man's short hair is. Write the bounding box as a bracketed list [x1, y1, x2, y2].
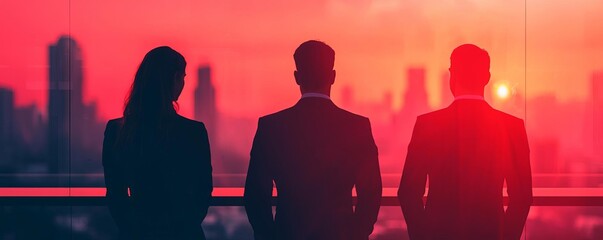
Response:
[450, 44, 490, 72]
[294, 40, 335, 73]
[450, 44, 490, 88]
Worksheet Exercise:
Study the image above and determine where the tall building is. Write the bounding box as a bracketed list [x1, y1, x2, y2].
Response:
[593, 71, 603, 162]
[0, 88, 15, 166]
[392, 67, 431, 171]
[14, 104, 45, 154]
[402, 67, 430, 116]
[194, 65, 217, 142]
[440, 71, 452, 108]
[530, 139, 560, 175]
[48, 36, 83, 174]
[340, 85, 354, 110]
[48, 36, 103, 175]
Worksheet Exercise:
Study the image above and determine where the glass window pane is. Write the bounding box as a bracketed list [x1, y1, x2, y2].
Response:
[6, 0, 603, 239]
[0, 1, 70, 185]
[526, 1, 603, 187]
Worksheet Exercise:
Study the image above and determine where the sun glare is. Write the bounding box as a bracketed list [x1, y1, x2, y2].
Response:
[496, 84, 510, 99]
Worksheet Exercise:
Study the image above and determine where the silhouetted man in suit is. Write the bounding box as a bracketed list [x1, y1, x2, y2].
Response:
[244, 40, 382, 240]
[398, 44, 532, 240]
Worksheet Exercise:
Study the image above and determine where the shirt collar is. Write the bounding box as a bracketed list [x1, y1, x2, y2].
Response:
[301, 92, 331, 100]
[454, 95, 485, 101]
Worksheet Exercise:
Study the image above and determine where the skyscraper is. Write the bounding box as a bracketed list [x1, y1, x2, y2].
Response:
[0, 87, 15, 166]
[402, 67, 430, 116]
[341, 85, 354, 110]
[194, 65, 217, 142]
[14, 104, 45, 154]
[48, 35, 83, 174]
[393, 67, 431, 171]
[440, 71, 452, 108]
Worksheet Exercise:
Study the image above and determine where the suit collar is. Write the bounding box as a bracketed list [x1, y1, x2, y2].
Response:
[449, 98, 492, 109]
[454, 95, 485, 101]
[296, 95, 335, 107]
[301, 92, 331, 100]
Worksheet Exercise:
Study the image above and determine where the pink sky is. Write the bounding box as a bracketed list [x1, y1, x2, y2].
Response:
[1, 0, 602, 120]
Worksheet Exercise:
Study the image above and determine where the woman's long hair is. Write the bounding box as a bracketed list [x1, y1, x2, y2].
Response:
[118, 46, 186, 148]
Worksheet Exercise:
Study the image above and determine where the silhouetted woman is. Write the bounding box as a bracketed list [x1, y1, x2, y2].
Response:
[102, 46, 212, 240]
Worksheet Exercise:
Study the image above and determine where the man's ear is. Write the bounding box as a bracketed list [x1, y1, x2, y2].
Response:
[330, 70, 336, 85]
[449, 69, 456, 96]
[294, 70, 301, 86]
[485, 71, 491, 85]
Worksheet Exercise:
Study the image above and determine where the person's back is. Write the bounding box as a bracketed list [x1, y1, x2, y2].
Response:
[398, 44, 532, 240]
[104, 115, 211, 239]
[258, 98, 376, 239]
[102, 47, 212, 240]
[411, 100, 529, 239]
[244, 40, 382, 240]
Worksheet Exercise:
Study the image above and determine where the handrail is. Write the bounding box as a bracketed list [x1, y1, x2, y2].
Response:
[1, 187, 603, 206]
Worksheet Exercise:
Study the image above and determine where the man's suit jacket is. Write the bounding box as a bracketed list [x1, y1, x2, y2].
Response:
[102, 114, 212, 240]
[244, 97, 382, 240]
[398, 99, 532, 240]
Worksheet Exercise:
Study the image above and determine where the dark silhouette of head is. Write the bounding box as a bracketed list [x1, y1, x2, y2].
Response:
[124, 46, 186, 120]
[120, 46, 186, 144]
[449, 44, 490, 97]
[293, 40, 336, 95]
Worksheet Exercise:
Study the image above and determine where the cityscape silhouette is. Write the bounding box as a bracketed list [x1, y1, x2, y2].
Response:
[2, 1, 603, 239]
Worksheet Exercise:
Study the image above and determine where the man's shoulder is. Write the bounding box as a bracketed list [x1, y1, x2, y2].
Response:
[258, 106, 296, 123]
[418, 105, 524, 124]
[491, 108, 524, 124]
[416, 107, 451, 123]
[333, 105, 370, 125]
[261, 105, 367, 120]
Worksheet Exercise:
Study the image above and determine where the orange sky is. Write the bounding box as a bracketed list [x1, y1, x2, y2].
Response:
[1, 0, 602, 120]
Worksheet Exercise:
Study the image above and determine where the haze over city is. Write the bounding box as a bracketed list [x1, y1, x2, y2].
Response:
[2, 0, 602, 120]
[2, 1, 603, 239]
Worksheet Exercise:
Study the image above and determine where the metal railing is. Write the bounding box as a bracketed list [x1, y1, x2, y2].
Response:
[2, 187, 603, 206]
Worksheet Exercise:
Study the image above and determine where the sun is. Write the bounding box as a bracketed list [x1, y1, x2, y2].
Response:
[496, 84, 510, 99]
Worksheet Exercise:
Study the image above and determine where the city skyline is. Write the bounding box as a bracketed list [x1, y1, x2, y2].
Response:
[3, 1, 603, 239]
[2, 34, 601, 123]
[1, 34, 602, 181]
[2, 1, 603, 120]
